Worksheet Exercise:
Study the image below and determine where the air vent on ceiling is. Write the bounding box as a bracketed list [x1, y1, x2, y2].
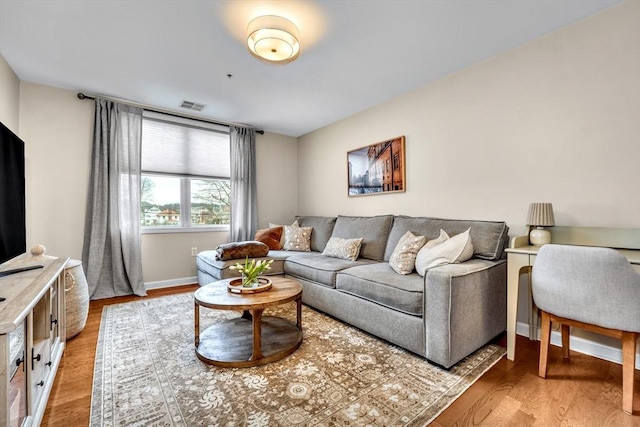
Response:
[180, 100, 206, 111]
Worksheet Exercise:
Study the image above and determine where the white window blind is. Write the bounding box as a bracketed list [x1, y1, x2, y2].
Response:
[141, 111, 230, 178]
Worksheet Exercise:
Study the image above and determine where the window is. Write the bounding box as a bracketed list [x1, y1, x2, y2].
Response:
[140, 111, 230, 232]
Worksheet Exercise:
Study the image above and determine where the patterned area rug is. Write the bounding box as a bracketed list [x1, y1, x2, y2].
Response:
[90, 292, 505, 426]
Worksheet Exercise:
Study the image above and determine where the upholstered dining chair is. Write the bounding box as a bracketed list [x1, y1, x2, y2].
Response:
[531, 244, 640, 415]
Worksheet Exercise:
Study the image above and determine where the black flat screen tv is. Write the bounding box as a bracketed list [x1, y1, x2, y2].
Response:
[0, 122, 26, 264]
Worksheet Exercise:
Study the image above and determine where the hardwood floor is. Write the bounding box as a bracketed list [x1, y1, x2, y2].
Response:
[43, 285, 639, 426]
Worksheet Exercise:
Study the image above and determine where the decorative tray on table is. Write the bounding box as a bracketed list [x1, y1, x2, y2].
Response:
[227, 277, 272, 294]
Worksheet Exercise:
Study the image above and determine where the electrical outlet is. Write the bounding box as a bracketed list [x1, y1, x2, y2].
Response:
[191, 247, 198, 257]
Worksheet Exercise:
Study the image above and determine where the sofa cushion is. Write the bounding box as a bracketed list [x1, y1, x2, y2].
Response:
[196, 250, 285, 281]
[284, 252, 375, 288]
[254, 226, 283, 250]
[295, 216, 337, 252]
[283, 224, 312, 252]
[388, 231, 427, 275]
[415, 229, 474, 276]
[384, 215, 508, 261]
[322, 237, 363, 261]
[331, 215, 394, 261]
[336, 263, 425, 316]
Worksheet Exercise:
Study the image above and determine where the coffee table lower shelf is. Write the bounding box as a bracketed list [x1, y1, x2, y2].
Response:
[195, 316, 303, 368]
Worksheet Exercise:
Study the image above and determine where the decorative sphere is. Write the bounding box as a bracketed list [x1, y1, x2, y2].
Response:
[30, 244, 47, 257]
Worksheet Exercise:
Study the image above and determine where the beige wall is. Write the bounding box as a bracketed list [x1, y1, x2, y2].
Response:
[298, 1, 640, 238]
[256, 131, 298, 227]
[14, 82, 298, 284]
[19, 83, 94, 259]
[0, 52, 20, 133]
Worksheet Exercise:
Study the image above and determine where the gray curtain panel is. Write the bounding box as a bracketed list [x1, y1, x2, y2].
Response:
[229, 126, 257, 242]
[82, 99, 146, 299]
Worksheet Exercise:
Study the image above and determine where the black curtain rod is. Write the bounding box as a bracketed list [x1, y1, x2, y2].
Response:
[77, 93, 264, 135]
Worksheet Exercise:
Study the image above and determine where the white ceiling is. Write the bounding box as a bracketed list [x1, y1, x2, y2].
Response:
[0, 0, 622, 137]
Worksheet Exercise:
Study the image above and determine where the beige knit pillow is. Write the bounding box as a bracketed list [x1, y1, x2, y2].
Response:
[389, 231, 427, 275]
[322, 237, 363, 261]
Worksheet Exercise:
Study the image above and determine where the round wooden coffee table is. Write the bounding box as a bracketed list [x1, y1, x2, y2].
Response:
[194, 276, 303, 367]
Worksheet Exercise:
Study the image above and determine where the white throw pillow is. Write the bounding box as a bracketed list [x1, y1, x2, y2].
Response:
[283, 223, 312, 252]
[389, 231, 427, 275]
[322, 237, 364, 261]
[423, 229, 450, 249]
[415, 229, 449, 275]
[415, 229, 474, 276]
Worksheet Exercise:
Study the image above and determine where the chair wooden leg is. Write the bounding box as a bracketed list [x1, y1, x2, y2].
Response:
[539, 310, 552, 378]
[621, 332, 637, 415]
[561, 324, 571, 359]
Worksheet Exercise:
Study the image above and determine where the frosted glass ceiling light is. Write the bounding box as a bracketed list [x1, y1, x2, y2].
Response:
[247, 15, 300, 64]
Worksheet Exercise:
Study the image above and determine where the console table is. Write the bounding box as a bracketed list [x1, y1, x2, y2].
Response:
[0, 253, 68, 427]
[505, 226, 640, 361]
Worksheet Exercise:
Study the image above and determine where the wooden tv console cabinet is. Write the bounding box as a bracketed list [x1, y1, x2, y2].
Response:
[0, 253, 68, 427]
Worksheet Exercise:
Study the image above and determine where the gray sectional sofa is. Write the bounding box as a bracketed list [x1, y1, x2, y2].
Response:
[196, 214, 509, 368]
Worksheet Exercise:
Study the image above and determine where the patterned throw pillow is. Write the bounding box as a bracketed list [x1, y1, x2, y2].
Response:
[254, 226, 283, 250]
[415, 228, 474, 277]
[322, 237, 364, 261]
[283, 224, 312, 252]
[270, 220, 299, 249]
[389, 231, 427, 275]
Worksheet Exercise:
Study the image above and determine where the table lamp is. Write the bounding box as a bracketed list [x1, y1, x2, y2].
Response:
[526, 202, 555, 245]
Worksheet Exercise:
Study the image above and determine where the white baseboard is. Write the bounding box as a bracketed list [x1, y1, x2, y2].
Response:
[516, 321, 640, 368]
[144, 276, 197, 290]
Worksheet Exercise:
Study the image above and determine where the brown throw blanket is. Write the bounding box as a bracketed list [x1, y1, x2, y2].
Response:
[214, 241, 270, 261]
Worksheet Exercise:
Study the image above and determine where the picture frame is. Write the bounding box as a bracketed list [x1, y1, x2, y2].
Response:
[347, 136, 405, 196]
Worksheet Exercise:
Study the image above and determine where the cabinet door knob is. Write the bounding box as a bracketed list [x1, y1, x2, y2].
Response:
[32, 349, 41, 367]
[46, 361, 52, 367]
[36, 380, 44, 387]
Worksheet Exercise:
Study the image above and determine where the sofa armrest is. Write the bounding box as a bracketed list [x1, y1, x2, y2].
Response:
[423, 259, 506, 368]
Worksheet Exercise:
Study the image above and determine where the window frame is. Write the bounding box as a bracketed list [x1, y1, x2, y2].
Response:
[141, 174, 231, 234]
[140, 112, 231, 234]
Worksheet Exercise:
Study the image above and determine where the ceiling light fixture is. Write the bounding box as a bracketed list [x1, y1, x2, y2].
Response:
[247, 15, 300, 64]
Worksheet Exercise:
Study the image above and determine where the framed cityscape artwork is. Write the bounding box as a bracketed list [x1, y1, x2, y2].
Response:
[347, 136, 405, 196]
